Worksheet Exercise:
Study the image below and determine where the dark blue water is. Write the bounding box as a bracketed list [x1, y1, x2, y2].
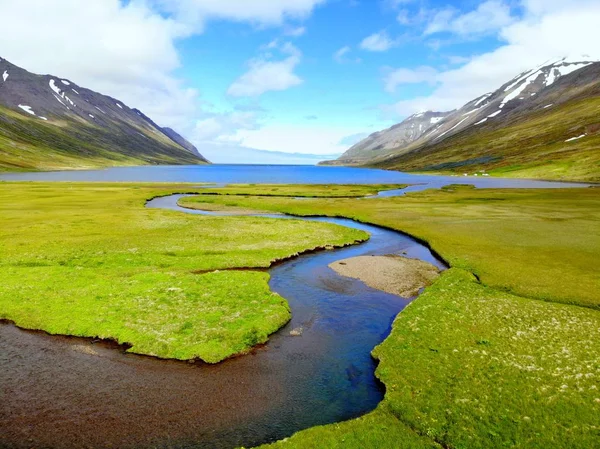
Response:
[0, 164, 590, 191]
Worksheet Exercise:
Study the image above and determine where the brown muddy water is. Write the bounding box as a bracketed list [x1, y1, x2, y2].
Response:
[0, 195, 447, 448]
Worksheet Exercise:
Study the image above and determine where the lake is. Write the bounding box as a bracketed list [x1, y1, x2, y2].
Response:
[0, 164, 591, 190]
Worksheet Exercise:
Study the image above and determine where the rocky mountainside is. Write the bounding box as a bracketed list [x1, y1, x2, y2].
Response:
[324, 57, 600, 181]
[0, 57, 208, 171]
[333, 111, 450, 165]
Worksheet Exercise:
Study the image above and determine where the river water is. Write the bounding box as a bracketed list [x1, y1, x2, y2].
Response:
[1, 194, 446, 449]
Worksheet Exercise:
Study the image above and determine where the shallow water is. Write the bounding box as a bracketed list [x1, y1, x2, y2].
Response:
[0, 164, 590, 193]
[0, 194, 447, 448]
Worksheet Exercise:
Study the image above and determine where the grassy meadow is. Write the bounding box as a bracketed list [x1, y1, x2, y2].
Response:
[1, 181, 598, 448]
[177, 185, 600, 448]
[0, 182, 367, 362]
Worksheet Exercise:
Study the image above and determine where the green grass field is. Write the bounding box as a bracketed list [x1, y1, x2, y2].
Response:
[0, 182, 366, 362]
[177, 185, 600, 449]
[1, 181, 598, 448]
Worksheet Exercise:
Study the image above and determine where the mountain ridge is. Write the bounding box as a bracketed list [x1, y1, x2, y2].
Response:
[323, 56, 600, 181]
[0, 57, 208, 171]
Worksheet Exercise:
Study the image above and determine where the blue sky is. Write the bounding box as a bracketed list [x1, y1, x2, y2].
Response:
[171, 0, 508, 162]
[2, 0, 599, 163]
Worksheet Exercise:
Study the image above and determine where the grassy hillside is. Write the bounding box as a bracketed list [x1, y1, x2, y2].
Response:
[0, 183, 365, 362]
[0, 106, 205, 171]
[371, 97, 600, 182]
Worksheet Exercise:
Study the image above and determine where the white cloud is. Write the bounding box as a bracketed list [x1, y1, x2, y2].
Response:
[234, 124, 360, 155]
[424, 1, 514, 37]
[149, 0, 326, 30]
[334, 46, 351, 62]
[284, 25, 307, 37]
[192, 110, 261, 143]
[360, 31, 397, 52]
[383, 0, 600, 118]
[227, 42, 303, 97]
[333, 45, 361, 63]
[384, 66, 438, 92]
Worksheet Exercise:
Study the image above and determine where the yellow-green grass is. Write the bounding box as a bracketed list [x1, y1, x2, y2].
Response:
[0, 182, 367, 362]
[180, 186, 600, 309]
[177, 186, 600, 449]
[196, 183, 408, 198]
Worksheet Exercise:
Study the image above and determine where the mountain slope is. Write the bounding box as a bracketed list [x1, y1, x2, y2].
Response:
[326, 57, 600, 182]
[0, 57, 208, 171]
[325, 111, 450, 165]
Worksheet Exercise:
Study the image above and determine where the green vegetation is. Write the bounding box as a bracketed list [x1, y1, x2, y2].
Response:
[2, 181, 598, 447]
[371, 97, 600, 182]
[196, 183, 407, 197]
[0, 182, 366, 362]
[177, 184, 600, 448]
[0, 105, 204, 171]
[181, 185, 600, 309]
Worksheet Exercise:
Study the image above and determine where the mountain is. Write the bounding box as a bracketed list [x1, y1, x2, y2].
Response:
[0, 57, 208, 171]
[329, 111, 450, 165]
[324, 57, 600, 182]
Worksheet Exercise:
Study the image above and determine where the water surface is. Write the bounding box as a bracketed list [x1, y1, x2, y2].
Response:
[0, 164, 590, 192]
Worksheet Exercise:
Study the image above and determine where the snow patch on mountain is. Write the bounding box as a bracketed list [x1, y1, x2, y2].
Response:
[49, 79, 62, 96]
[18, 104, 36, 115]
[565, 134, 586, 142]
[2, 71, 7, 82]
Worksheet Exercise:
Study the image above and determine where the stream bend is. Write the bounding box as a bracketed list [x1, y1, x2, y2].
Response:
[0, 194, 447, 449]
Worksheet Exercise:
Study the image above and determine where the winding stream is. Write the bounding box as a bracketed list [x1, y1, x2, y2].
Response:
[1, 194, 447, 449]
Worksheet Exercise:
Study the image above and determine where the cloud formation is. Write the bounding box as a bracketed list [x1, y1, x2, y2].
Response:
[360, 31, 397, 52]
[383, 0, 600, 117]
[227, 42, 303, 97]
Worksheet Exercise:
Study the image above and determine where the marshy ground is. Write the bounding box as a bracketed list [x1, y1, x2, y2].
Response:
[0, 182, 598, 449]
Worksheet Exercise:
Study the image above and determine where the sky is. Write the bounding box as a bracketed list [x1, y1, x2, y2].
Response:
[1, 0, 599, 164]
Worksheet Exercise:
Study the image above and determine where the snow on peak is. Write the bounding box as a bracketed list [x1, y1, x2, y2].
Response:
[116, 103, 123, 109]
[430, 116, 443, 124]
[49, 79, 64, 97]
[72, 88, 79, 94]
[61, 79, 70, 86]
[2, 70, 7, 82]
[545, 62, 593, 87]
[474, 93, 492, 106]
[18, 104, 36, 115]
